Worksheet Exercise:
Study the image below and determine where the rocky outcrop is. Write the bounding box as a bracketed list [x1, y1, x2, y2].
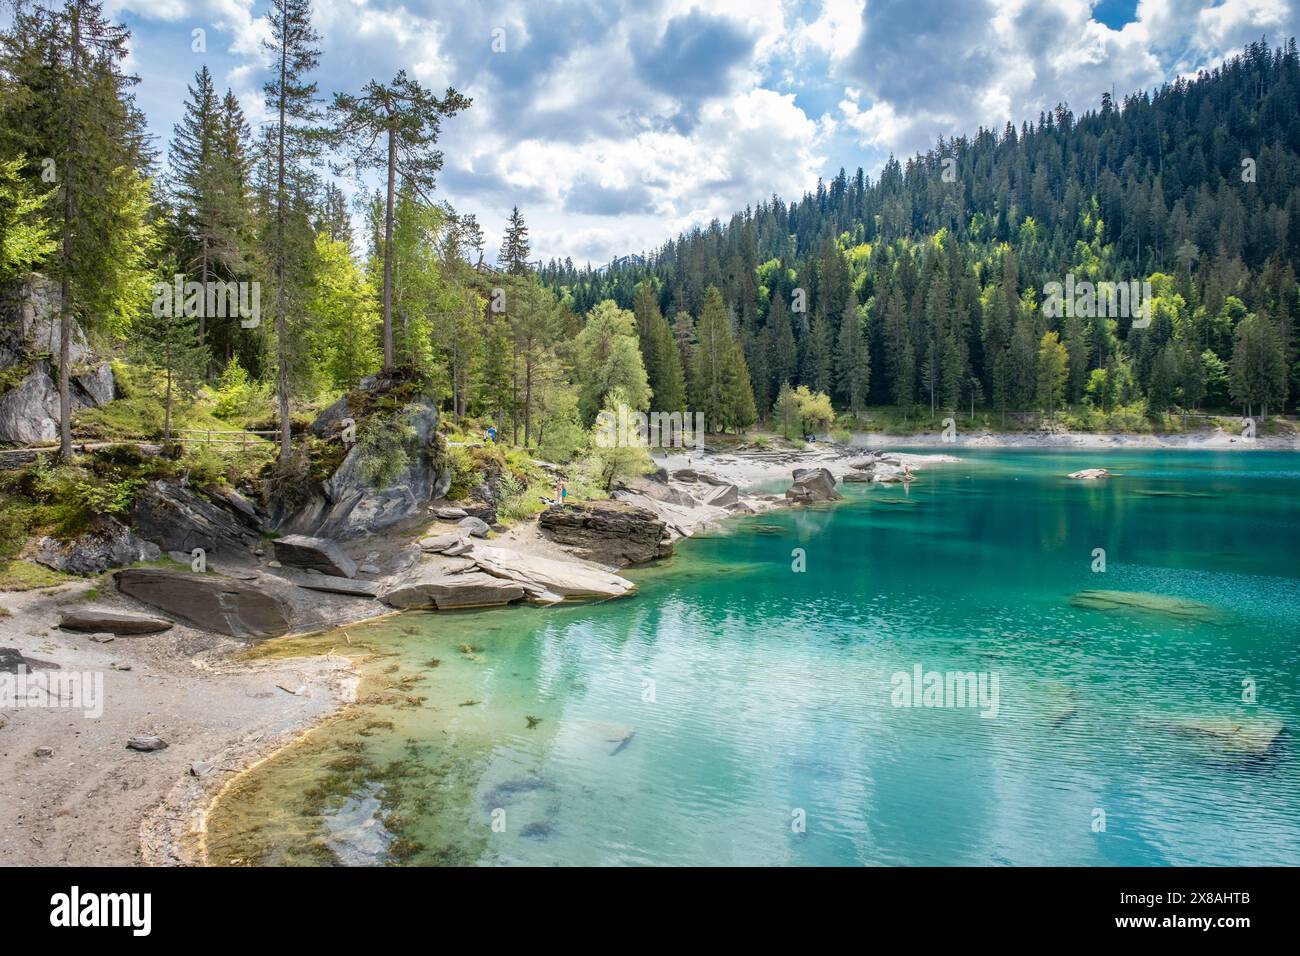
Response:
[32, 517, 161, 574]
[0, 276, 116, 444]
[538, 501, 672, 565]
[114, 568, 292, 639]
[271, 534, 357, 578]
[131, 480, 261, 557]
[381, 564, 524, 610]
[270, 569, 379, 598]
[784, 467, 840, 503]
[472, 544, 636, 603]
[270, 378, 451, 539]
[58, 608, 173, 634]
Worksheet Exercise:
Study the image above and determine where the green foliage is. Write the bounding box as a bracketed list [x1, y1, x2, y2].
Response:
[0, 153, 55, 282]
[574, 299, 651, 423]
[355, 412, 417, 489]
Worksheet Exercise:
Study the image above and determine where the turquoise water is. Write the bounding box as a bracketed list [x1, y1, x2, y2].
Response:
[207, 450, 1300, 866]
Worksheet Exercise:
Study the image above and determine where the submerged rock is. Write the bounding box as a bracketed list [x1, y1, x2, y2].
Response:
[1067, 468, 1111, 479]
[1161, 716, 1285, 757]
[1069, 589, 1223, 623]
[59, 608, 173, 635]
[114, 568, 292, 638]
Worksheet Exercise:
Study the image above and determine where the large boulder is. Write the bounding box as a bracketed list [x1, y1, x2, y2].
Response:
[697, 482, 738, 508]
[620, 476, 700, 508]
[0, 276, 116, 443]
[59, 608, 173, 634]
[538, 501, 672, 565]
[131, 480, 260, 557]
[114, 568, 292, 638]
[32, 516, 161, 574]
[784, 467, 840, 503]
[472, 545, 636, 602]
[381, 564, 524, 610]
[271, 534, 357, 578]
[270, 381, 451, 539]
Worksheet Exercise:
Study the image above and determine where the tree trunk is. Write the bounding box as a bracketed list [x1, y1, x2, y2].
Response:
[382, 124, 396, 371]
[275, 31, 291, 464]
[58, 9, 81, 464]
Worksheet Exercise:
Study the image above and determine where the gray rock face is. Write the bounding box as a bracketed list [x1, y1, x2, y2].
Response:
[58, 608, 174, 634]
[0, 276, 116, 443]
[131, 481, 260, 556]
[697, 482, 739, 508]
[785, 467, 841, 503]
[271, 384, 451, 539]
[472, 545, 636, 602]
[271, 569, 379, 598]
[457, 516, 490, 538]
[115, 568, 292, 639]
[32, 517, 161, 574]
[381, 565, 525, 610]
[271, 534, 357, 578]
[538, 501, 672, 565]
[622, 476, 700, 507]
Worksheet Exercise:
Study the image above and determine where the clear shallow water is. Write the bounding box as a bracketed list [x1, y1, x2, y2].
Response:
[207, 450, 1300, 866]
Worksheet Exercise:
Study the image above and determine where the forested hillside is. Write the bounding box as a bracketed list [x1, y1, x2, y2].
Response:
[545, 39, 1300, 428]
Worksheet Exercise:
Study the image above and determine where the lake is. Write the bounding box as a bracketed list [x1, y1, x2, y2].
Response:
[205, 449, 1300, 866]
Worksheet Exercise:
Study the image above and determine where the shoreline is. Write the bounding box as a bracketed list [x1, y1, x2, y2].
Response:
[3, 433, 1294, 866]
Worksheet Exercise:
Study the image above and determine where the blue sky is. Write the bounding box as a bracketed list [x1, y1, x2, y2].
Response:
[84, 1, 1300, 263]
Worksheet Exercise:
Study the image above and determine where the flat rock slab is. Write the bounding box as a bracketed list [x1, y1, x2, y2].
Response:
[1070, 589, 1223, 623]
[271, 570, 379, 599]
[272, 534, 357, 578]
[114, 568, 293, 639]
[1067, 468, 1111, 479]
[382, 565, 525, 610]
[473, 545, 636, 602]
[1162, 717, 1285, 756]
[1, 647, 60, 673]
[59, 608, 174, 634]
[419, 532, 468, 553]
[457, 516, 491, 538]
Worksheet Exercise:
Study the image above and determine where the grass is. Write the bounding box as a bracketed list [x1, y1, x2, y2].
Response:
[0, 559, 72, 591]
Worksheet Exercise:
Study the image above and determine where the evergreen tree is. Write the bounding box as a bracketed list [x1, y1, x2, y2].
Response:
[498, 205, 530, 275]
[329, 70, 470, 371]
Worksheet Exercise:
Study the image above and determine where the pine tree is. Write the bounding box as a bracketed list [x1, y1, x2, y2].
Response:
[263, 0, 323, 463]
[691, 286, 753, 431]
[498, 205, 530, 275]
[329, 70, 470, 371]
[835, 300, 870, 416]
[0, 0, 155, 461]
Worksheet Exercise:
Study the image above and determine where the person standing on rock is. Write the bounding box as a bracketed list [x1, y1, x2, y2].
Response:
[560, 481, 568, 506]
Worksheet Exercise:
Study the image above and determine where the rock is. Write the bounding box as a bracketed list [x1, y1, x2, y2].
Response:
[621, 476, 700, 507]
[271, 534, 357, 578]
[270, 383, 451, 539]
[126, 735, 167, 752]
[0, 648, 56, 674]
[206, 485, 261, 524]
[72, 361, 115, 407]
[472, 545, 637, 602]
[272, 570, 379, 598]
[357, 563, 381, 575]
[697, 482, 738, 508]
[672, 469, 701, 482]
[115, 569, 293, 639]
[34, 746, 53, 758]
[1161, 717, 1285, 757]
[58, 608, 173, 634]
[190, 761, 212, 777]
[0, 363, 58, 444]
[381, 565, 525, 610]
[1069, 589, 1223, 623]
[418, 533, 467, 553]
[785, 467, 841, 503]
[88, 633, 115, 644]
[267, 560, 282, 568]
[457, 516, 490, 538]
[538, 501, 672, 565]
[1067, 468, 1111, 479]
[434, 506, 468, 520]
[131, 480, 260, 556]
[841, 472, 873, 482]
[32, 516, 161, 575]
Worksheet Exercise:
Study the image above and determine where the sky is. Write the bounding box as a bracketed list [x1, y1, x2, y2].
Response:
[69, 0, 1300, 264]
